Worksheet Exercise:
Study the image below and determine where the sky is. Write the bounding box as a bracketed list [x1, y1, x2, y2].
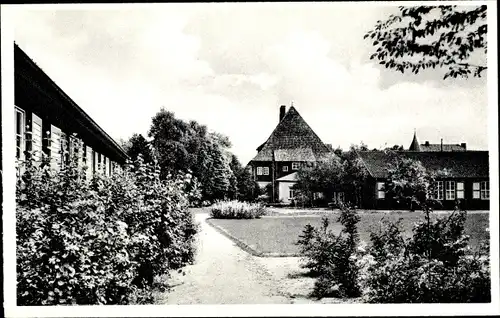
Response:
[12, 3, 489, 165]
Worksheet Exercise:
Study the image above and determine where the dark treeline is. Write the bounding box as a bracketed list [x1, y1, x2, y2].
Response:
[122, 108, 259, 205]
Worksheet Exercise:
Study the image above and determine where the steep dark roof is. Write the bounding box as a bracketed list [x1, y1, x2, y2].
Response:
[251, 106, 331, 162]
[408, 132, 421, 151]
[419, 144, 466, 152]
[357, 150, 489, 179]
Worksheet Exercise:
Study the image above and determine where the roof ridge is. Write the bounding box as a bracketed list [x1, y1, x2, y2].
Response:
[291, 107, 330, 153]
[256, 106, 330, 155]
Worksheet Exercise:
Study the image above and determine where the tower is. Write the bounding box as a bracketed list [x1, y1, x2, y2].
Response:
[409, 129, 421, 151]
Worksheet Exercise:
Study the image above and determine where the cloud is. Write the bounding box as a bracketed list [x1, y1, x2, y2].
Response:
[13, 5, 488, 165]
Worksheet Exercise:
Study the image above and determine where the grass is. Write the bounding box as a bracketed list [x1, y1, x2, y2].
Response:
[207, 211, 490, 257]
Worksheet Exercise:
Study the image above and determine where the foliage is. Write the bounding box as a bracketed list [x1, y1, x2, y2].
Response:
[339, 146, 369, 205]
[385, 154, 440, 211]
[209, 200, 267, 219]
[228, 154, 260, 202]
[295, 153, 343, 205]
[360, 209, 490, 303]
[294, 146, 368, 207]
[296, 205, 362, 298]
[123, 133, 154, 164]
[147, 108, 239, 203]
[365, 5, 487, 79]
[16, 139, 198, 305]
[386, 144, 404, 151]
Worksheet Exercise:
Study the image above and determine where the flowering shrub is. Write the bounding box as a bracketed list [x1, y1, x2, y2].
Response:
[209, 200, 266, 219]
[297, 204, 490, 303]
[296, 205, 361, 298]
[360, 209, 490, 303]
[16, 142, 198, 305]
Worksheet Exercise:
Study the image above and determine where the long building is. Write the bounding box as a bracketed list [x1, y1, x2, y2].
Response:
[357, 149, 489, 210]
[14, 43, 128, 177]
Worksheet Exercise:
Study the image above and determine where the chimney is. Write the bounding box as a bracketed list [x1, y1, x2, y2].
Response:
[326, 144, 333, 151]
[279, 105, 286, 122]
[425, 141, 430, 146]
[440, 138, 443, 152]
[461, 142, 467, 150]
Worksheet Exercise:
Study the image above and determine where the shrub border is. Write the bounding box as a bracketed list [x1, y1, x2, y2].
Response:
[205, 218, 301, 258]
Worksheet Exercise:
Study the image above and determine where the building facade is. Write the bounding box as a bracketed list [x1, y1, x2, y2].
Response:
[248, 105, 333, 203]
[14, 43, 128, 177]
[408, 131, 467, 152]
[357, 150, 490, 210]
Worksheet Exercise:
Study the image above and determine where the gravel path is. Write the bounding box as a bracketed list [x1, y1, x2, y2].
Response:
[160, 213, 293, 304]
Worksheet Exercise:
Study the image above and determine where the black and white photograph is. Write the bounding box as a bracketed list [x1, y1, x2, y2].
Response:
[1, 1, 499, 317]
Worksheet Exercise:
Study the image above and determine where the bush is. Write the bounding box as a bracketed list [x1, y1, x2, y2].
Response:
[16, 143, 198, 305]
[296, 205, 361, 298]
[360, 208, 491, 303]
[209, 200, 266, 219]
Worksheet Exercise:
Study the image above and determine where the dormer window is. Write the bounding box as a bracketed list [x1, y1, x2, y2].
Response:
[292, 162, 300, 170]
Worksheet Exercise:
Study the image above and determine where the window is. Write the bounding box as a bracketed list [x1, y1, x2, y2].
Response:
[93, 150, 98, 174]
[86, 146, 93, 179]
[445, 181, 455, 200]
[263, 167, 270, 175]
[480, 181, 489, 200]
[78, 139, 85, 167]
[436, 181, 444, 200]
[81, 143, 87, 165]
[333, 192, 345, 204]
[289, 189, 296, 199]
[15, 107, 25, 160]
[376, 182, 385, 199]
[292, 162, 300, 170]
[50, 125, 62, 170]
[60, 131, 68, 168]
[313, 192, 323, 200]
[257, 167, 263, 175]
[283, 165, 288, 172]
[473, 182, 480, 199]
[109, 160, 113, 176]
[103, 156, 108, 175]
[456, 182, 464, 199]
[31, 113, 43, 161]
[97, 153, 102, 174]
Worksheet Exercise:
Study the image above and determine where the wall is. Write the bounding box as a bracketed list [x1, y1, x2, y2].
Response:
[278, 181, 296, 203]
[362, 177, 490, 211]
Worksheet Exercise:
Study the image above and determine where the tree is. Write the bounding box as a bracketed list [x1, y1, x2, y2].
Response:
[148, 108, 238, 202]
[385, 155, 438, 211]
[236, 167, 260, 202]
[227, 154, 259, 202]
[365, 5, 487, 79]
[194, 132, 235, 202]
[295, 153, 344, 205]
[149, 109, 210, 177]
[124, 133, 154, 164]
[339, 146, 369, 206]
[385, 144, 404, 151]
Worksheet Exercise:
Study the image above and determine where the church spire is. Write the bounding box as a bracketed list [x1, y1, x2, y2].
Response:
[409, 129, 421, 151]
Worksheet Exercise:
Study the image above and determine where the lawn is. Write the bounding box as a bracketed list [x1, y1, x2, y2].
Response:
[207, 211, 490, 257]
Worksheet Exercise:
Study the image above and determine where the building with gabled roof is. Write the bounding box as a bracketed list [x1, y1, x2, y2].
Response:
[408, 130, 467, 152]
[357, 150, 490, 210]
[14, 43, 128, 178]
[248, 104, 333, 203]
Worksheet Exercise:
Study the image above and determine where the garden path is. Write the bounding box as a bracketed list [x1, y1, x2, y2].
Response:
[160, 212, 293, 304]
